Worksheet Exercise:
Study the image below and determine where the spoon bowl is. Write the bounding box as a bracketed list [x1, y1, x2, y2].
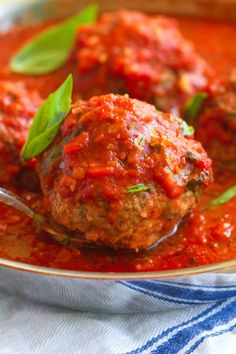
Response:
[0, 187, 180, 251]
[0, 187, 71, 245]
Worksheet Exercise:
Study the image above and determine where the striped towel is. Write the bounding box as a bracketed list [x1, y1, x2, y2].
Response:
[0, 272, 236, 353]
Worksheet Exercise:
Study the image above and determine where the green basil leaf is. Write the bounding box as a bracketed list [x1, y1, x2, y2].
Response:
[10, 4, 98, 75]
[184, 92, 208, 122]
[210, 184, 236, 207]
[21, 74, 73, 162]
[126, 184, 150, 193]
[182, 121, 195, 136]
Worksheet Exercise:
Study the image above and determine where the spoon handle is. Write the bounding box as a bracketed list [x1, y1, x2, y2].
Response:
[0, 187, 71, 245]
[0, 187, 43, 224]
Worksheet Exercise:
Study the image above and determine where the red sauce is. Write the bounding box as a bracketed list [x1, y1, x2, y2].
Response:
[0, 80, 42, 184]
[76, 11, 211, 115]
[51, 95, 211, 201]
[0, 17, 236, 272]
[36, 94, 211, 250]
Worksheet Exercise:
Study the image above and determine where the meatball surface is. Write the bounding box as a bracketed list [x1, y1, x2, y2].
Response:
[0, 81, 42, 184]
[37, 94, 212, 250]
[196, 80, 236, 170]
[76, 10, 211, 114]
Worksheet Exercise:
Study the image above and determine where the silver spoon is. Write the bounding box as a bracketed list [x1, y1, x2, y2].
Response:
[146, 221, 182, 250]
[0, 187, 180, 250]
[0, 187, 71, 245]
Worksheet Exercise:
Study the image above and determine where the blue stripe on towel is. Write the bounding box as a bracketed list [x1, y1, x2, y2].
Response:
[186, 321, 236, 354]
[125, 301, 223, 354]
[119, 281, 205, 305]
[120, 281, 236, 303]
[158, 280, 236, 289]
[139, 280, 236, 301]
[151, 298, 236, 353]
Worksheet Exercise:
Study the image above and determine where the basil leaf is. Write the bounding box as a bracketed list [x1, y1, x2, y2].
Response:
[10, 4, 98, 75]
[21, 74, 73, 162]
[184, 92, 208, 122]
[210, 185, 236, 207]
[182, 121, 195, 136]
[126, 184, 150, 193]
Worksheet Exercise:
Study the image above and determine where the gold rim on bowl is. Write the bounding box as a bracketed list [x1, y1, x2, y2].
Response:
[1, 257, 236, 279]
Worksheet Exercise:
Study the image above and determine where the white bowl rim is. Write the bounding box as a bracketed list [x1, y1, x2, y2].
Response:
[1, 257, 236, 280]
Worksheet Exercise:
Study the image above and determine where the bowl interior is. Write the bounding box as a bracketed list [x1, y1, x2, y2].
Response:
[0, 0, 236, 279]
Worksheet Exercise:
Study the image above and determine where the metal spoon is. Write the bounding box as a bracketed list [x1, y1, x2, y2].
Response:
[146, 221, 181, 250]
[0, 187, 180, 250]
[0, 187, 71, 245]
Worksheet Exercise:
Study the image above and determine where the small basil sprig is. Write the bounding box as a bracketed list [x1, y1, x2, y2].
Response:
[126, 184, 150, 193]
[184, 92, 208, 122]
[21, 74, 73, 163]
[182, 121, 195, 136]
[210, 185, 236, 207]
[10, 4, 98, 75]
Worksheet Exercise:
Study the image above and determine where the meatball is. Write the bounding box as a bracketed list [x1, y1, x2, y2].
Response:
[0, 81, 42, 184]
[76, 10, 211, 114]
[195, 79, 236, 170]
[37, 94, 212, 250]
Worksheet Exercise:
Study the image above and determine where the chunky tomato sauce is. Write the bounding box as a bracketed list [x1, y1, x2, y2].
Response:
[75, 11, 211, 115]
[0, 17, 236, 272]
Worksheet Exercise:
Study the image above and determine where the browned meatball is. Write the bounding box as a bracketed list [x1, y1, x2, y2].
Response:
[76, 10, 212, 114]
[196, 79, 236, 170]
[0, 81, 42, 185]
[37, 94, 212, 250]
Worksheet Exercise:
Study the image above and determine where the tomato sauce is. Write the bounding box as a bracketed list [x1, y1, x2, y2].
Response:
[0, 17, 236, 272]
[75, 11, 211, 115]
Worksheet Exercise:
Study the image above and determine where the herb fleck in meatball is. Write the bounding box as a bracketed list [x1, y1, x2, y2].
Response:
[76, 10, 211, 114]
[0, 81, 42, 184]
[37, 94, 212, 250]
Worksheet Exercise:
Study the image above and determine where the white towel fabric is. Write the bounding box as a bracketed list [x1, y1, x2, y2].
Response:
[1, 273, 236, 354]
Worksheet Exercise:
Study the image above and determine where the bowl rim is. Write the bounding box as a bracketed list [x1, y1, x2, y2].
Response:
[1, 257, 236, 279]
[0, 1, 235, 281]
